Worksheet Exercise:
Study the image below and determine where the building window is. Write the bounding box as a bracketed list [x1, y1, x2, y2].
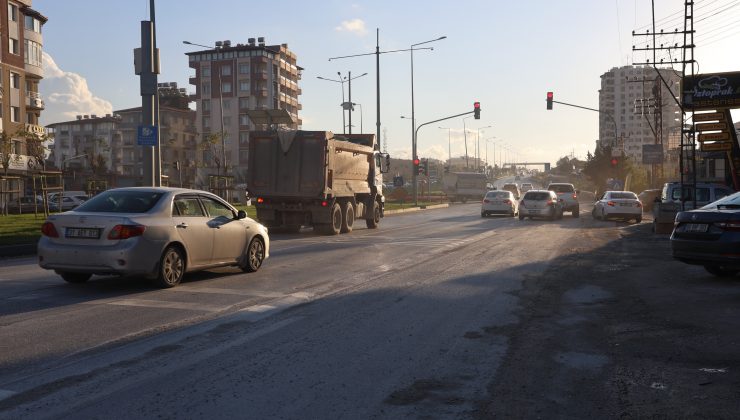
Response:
[202, 100, 210, 112]
[239, 131, 249, 147]
[239, 97, 249, 109]
[222, 99, 231, 109]
[9, 38, 19, 55]
[8, 3, 17, 21]
[221, 65, 231, 76]
[239, 114, 249, 127]
[239, 81, 250, 92]
[24, 15, 41, 32]
[239, 63, 250, 74]
[24, 39, 43, 67]
[221, 82, 232, 93]
[10, 106, 20, 122]
[202, 66, 211, 77]
[202, 117, 210, 130]
[201, 82, 210, 95]
[239, 149, 249, 164]
[10, 72, 20, 89]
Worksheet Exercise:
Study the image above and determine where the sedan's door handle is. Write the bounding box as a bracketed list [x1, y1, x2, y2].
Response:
[177, 223, 188, 229]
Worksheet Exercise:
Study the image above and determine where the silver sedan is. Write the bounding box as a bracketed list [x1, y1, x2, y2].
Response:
[38, 187, 269, 287]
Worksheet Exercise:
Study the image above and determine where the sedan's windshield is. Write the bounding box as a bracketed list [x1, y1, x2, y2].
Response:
[701, 191, 740, 209]
[75, 191, 165, 213]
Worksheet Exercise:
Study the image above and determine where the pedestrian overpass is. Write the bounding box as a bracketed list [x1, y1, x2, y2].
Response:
[502, 162, 551, 172]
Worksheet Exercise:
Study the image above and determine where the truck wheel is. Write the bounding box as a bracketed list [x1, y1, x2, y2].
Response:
[366, 201, 380, 229]
[341, 202, 354, 233]
[319, 203, 341, 235]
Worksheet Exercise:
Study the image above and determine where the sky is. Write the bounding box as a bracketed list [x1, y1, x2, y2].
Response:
[35, 0, 740, 165]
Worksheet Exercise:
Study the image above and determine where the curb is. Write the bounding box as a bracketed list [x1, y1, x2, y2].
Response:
[385, 203, 449, 215]
[0, 243, 36, 258]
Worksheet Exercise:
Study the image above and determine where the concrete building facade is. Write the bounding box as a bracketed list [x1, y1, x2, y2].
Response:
[598, 65, 682, 165]
[0, 0, 46, 175]
[186, 38, 302, 186]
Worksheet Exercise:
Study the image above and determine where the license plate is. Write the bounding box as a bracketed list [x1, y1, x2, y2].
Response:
[619, 203, 629, 206]
[65, 227, 101, 239]
[685, 223, 708, 233]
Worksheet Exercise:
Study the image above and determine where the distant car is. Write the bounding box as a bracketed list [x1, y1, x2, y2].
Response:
[520, 182, 534, 193]
[518, 190, 563, 221]
[547, 182, 579, 217]
[592, 191, 643, 223]
[38, 187, 270, 288]
[501, 183, 521, 199]
[637, 188, 662, 211]
[659, 182, 733, 210]
[671, 191, 740, 277]
[48, 191, 89, 211]
[481, 190, 518, 217]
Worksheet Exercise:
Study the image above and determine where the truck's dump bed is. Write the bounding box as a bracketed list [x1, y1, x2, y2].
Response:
[247, 130, 375, 198]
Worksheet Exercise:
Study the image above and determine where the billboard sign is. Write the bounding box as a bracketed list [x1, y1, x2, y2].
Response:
[682, 72, 740, 110]
[642, 144, 664, 164]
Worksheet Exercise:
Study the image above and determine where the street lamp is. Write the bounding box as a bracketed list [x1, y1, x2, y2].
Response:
[183, 40, 227, 193]
[476, 125, 492, 171]
[353, 103, 364, 133]
[485, 137, 496, 173]
[317, 74, 347, 133]
[439, 127, 451, 164]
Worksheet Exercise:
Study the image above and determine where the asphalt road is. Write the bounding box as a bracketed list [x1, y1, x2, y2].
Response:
[1, 202, 738, 419]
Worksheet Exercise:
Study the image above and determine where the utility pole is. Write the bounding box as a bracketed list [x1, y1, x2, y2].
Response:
[138, 0, 160, 186]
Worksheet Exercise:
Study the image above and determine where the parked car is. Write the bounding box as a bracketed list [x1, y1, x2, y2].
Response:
[671, 191, 740, 277]
[5, 196, 58, 214]
[501, 183, 521, 199]
[38, 187, 269, 288]
[518, 190, 563, 221]
[637, 188, 662, 211]
[47, 191, 89, 211]
[592, 191, 642, 223]
[520, 182, 534, 193]
[481, 190, 518, 217]
[547, 182, 579, 217]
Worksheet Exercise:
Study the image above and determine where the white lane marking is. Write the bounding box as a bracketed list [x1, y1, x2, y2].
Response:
[0, 389, 16, 400]
[167, 287, 285, 298]
[237, 292, 313, 322]
[105, 299, 224, 312]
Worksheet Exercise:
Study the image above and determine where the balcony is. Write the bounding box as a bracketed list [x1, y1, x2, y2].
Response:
[25, 91, 44, 110]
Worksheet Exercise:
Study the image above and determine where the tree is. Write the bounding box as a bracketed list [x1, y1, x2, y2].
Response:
[85, 137, 109, 176]
[199, 131, 229, 176]
[26, 131, 54, 171]
[0, 129, 39, 176]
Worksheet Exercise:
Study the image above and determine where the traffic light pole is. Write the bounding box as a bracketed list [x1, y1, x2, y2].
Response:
[549, 99, 618, 149]
[413, 109, 476, 206]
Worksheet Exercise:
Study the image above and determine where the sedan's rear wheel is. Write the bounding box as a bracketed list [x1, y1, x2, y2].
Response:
[60, 272, 92, 284]
[156, 246, 185, 288]
[573, 206, 580, 218]
[518, 214, 525, 220]
[241, 237, 265, 273]
[704, 265, 739, 277]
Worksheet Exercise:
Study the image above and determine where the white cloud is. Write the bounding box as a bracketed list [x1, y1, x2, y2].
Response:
[335, 18, 367, 36]
[40, 52, 113, 125]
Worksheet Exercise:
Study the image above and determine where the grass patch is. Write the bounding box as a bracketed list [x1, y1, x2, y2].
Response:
[0, 212, 47, 246]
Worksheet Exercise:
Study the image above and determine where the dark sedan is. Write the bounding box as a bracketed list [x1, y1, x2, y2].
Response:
[671, 191, 740, 277]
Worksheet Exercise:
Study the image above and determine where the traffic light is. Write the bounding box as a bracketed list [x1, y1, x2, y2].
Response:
[546, 92, 553, 110]
[610, 158, 618, 167]
[413, 158, 421, 175]
[422, 158, 429, 176]
[473, 102, 481, 119]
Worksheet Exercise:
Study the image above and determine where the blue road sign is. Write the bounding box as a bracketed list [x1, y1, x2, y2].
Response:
[137, 125, 158, 146]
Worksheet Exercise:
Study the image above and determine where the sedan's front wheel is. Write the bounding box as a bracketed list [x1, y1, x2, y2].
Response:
[241, 237, 265, 273]
[156, 246, 185, 288]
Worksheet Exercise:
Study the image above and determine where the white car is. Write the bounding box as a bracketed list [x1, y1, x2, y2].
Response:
[520, 182, 534, 193]
[481, 190, 518, 217]
[38, 187, 269, 288]
[592, 190, 643, 223]
[519, 190, 563, 221]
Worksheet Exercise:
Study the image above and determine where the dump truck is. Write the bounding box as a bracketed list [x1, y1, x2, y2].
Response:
[443, 172, 488, 203]
[247, 130, 390, 235]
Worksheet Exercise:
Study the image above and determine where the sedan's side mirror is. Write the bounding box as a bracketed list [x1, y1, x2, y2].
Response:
[237, 210, 247, 219]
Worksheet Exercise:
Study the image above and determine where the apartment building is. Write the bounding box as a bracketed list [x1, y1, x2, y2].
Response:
[186, 37, 302, 185]
[0, 0, 46, 174]
[598, 65, 682, 165]
[46, 83, 197, 189]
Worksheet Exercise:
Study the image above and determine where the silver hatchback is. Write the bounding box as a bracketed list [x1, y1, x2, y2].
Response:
[38, 187, 269, 288]
[518, 190, 563, 221]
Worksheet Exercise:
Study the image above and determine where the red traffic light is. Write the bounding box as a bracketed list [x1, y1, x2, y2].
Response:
[474, 102, 480, 109]
[413, 158, 420, 166]
[473, 101, 481, 119]
[611, 158, 618, 166]
[546, 92, 553, 110]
